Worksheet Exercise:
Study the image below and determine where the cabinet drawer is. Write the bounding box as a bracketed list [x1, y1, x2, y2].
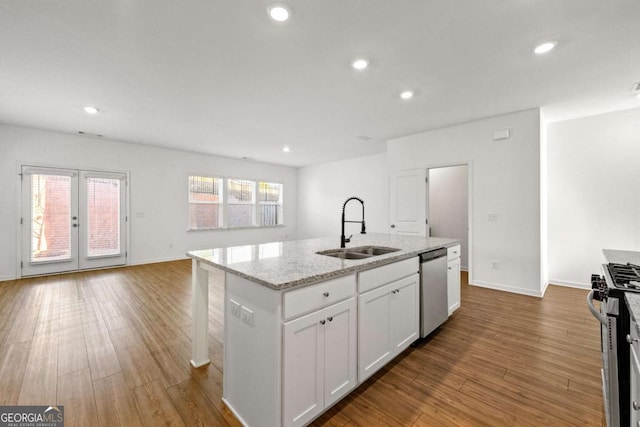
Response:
[284, 275, 356, 321]
[358, 257, 419, 294]
[447, 245, 461, 261]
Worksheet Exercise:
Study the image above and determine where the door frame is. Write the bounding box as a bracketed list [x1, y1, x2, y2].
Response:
[15, 161, 131, 278]
[425, 160, 473, 285]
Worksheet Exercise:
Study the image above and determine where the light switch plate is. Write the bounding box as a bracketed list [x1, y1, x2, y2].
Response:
[241, 306, 254, 326]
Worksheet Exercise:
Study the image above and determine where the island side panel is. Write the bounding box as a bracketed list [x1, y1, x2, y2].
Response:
[191, 259, 211, 367]
[224, 272, 283, 427]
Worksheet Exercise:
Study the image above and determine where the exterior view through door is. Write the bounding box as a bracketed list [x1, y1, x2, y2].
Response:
[20, 165, 127, 277]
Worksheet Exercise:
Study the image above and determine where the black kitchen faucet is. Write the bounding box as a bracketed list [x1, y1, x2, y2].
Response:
[341, 196, 366, 248]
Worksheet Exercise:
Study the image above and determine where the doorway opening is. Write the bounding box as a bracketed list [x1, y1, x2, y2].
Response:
[427, 164, 469, 271]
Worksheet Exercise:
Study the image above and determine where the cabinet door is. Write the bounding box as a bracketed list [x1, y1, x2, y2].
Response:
[283, 310, 325, 427]
[323, 298, 357, 407]
[390, 274, 420, 356]
[358, 284, 392, 382]
[447, 259, 461, 315]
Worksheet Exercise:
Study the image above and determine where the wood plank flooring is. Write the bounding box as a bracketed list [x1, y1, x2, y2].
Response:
[0, 260, 604, 426]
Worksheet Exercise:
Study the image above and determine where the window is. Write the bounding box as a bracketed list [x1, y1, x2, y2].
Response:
[227, 179, 255, 228]
[188, 176, 284, 230]
[258, 182, 283, 226]
[189, 176, 222, 229]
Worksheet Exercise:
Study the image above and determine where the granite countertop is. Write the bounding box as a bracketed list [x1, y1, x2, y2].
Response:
[186, 233, 459, 290]
[627, 294, 640, 327]
[603, 249, 640, 265]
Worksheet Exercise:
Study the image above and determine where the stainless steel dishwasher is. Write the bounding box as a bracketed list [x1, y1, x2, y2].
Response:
[420, 247, 448, 337]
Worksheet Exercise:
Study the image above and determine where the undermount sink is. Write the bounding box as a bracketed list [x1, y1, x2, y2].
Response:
[316, 246, 401, 260]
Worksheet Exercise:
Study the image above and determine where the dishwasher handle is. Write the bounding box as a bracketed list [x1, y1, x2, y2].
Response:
[587, 290, 607, 326]
[420, 248, 447, 263]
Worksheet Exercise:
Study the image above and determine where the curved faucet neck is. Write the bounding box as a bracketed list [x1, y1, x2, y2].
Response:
[341, 197, 366, 248]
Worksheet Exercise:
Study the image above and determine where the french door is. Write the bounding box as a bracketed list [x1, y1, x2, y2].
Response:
[21, 166, 127, 277]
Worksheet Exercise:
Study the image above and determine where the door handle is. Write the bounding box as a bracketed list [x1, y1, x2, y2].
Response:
[72, 216, 78, 220]
[390, 224, 396, 228]
[72, 223, 78, 228]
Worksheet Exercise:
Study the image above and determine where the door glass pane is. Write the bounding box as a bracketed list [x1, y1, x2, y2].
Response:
[86, 177, 120, 257]
[30, 174, 71, 262]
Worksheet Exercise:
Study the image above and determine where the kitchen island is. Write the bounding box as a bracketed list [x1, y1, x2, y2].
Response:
[187, 233, 459, 427]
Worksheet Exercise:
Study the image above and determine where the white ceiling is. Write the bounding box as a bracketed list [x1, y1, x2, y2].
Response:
[1, 1, 639, 167]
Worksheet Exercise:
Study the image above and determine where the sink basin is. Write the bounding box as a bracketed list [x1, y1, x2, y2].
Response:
[316, 246, 401, 260]
[317, 251, 372, 260]
[348, 246, 401, 256]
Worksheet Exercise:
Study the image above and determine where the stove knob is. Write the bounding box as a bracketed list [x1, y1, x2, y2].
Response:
[591, 275, 601, 289]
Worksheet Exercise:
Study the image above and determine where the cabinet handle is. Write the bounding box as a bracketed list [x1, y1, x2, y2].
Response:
[323, 292, 329, 297]
[453, 251, 458, 254]
[627, 334, 638, 344]
[634, 401, 640, 411]
[391, 289, 399, 294]
[327, 316, 333, 322]
[448, 267, 452, 270]
[320, 320, 326, 325]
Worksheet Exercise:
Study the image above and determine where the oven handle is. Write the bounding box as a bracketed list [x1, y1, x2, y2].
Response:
[587, 290, 607, 326]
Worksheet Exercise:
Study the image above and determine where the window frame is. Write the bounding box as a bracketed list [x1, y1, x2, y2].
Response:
[187, 175, 284, 231]
[258, 181, 284, 227]
[188, 175, 224, 231]
[226, 178, 257, 229]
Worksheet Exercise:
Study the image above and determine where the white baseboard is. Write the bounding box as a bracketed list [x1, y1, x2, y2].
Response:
[547, 279, 590, 290]
[0, 274, 16, 283]
[129, 256, 189, 266]
[471, 280, 545, 298]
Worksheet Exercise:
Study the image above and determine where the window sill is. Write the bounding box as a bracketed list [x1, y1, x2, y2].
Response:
[187, 224, 286, 232]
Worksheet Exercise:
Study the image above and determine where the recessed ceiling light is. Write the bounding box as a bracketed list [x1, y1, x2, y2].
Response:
[400, 91, 414, 100]
[534, 41, 557, 55]
[351, 58, 369, 71]
[83, 106, 99, 114]
[268, 4, 291, 22]
[283, 146, 291, 153]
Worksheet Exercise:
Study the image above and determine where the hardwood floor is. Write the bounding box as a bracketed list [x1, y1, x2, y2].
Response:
[0, 260, 604, 426]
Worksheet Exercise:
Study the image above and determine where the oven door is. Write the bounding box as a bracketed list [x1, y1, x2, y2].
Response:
[589, 290, 618, 427]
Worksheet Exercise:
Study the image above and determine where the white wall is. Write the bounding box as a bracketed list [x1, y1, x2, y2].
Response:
[0, 123, 297, 281]
[547, 107, 640, 287]
[429, 165, 469, 269]
[388, 109, 543, 296]
[296, 153, 389, 243]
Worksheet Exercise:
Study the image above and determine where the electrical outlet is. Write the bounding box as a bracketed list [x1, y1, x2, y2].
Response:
[229, 299, 241, 318]
[492, 261, 500, 270]
[241, 306, 254, 326]
[488, 213, 498, 221]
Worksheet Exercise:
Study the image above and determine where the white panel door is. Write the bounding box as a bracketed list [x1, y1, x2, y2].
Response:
[283, 309, 325, 427]
[447, 258, 461, 315]
[21, 167, 79, 276]
[21, 166, 127, 276]
[323, 298, 356, 408]
[389, 274, 420, 354]
[389, 169, 427, 235]
[358, 284, 392, 382]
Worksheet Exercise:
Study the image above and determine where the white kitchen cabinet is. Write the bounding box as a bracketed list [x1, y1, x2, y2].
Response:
[358, 273, 419, 382]
[447, 245, 461, 315]
[283, 297, 356, 427]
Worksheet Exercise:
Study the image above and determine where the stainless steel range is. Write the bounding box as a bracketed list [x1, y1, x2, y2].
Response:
[589, 262, 640, 426]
